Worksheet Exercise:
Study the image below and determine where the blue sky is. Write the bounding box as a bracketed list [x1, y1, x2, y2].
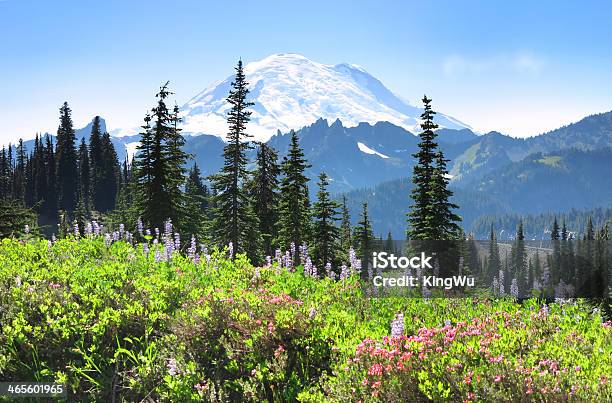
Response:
[1, 0, 612, 143]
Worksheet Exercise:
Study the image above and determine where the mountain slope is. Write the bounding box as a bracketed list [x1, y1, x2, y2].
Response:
[180, 53, 469, 141]
[343, 147, 612, 238]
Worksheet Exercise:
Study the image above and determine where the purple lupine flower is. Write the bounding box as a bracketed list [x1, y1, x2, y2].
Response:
[112, 231, 119, 242]
[228, 242, 234, 258]
[299, 242, 309, 261]
[119, 223, 125, 238]
[498, 270, 505, 296]
[174, 233, 181, 251]
[165, 236, 174, 261]
[164, 219, 173, 237]
[348, 247, 361, 274]
[340, 264, 349, 280]
[92, 220, 100, 236]
[284, 250, 292, 271]
[142, 243, 149, 256]
[311, 265, 318, 278]
[266, 255, 272, 267]
[145, 229, 151, 237]
[105, 233, 111, 247]
[510, 278, 519, 299]
[188, 235, 197, 261]
[155, 227, 160, 239]
[24, 225, 30, 235]
[303, 257, 313, 277]
[325, 263, 332, 278]
[309, 307, 317, 319]
[275, 249, 282, 266]
[290, 242, 296, 260]
[391, 313, 405, 337]
[194, 253, 200, 265]
[74, 222, 79, 238]
[137, 218, 144, 235]
[47, 240, 52, 252]
[167, 358, 179, 376]
[51, 233, 56, 242]
[85, 222, 93, 236]
[154, 249, 162, 263]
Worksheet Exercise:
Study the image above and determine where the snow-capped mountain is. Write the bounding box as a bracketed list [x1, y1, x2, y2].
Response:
[180, 53, 470, 142]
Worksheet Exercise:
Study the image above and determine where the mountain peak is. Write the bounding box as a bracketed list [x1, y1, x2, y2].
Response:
[180, 53, 470, 142]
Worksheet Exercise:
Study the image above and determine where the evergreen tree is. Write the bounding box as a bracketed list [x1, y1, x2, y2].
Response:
[134, 82, 188, 231]
[277, 131, 311, 252]
[210, 62, 259, 259]
[0, 198, 37, 238]
[407, 96, 460, 240]
[430, 150, 462, 238]
[133, 114, 154, 217]
[13, 139, 26, 203]
[111, 158, 136, 230]
[250, 142, 280, 257]
[0, 147, 9, 198]
[77, 138, 91, 212]
[340, 195, 352, 254]
[183, 163, 209, 240]
[40, 135, 58, 228]
[88, 116, 105, 211]
[551, 217, 561, 282]
[98, 132, 119, 212]
[166, 104, 189, 225]
[33, 135, 46, 212]
[487, 225, 501, 283]
[55, 102, 78, 213]
[511, 220, 528, 293]
[312, 172, 341, 268]
[354, 202, 374, 279]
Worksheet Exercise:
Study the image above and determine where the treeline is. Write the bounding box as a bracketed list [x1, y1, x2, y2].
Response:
[472, 207, 612, 240]
[0, 106, 121, 237]
[1, 61, 461, 276]
[480, 217, 610, 298]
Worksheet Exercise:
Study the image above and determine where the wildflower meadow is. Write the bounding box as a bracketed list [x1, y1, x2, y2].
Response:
[0, 223, 610, 402]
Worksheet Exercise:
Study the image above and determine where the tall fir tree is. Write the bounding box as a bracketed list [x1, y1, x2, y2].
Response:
[183, 163, 209, 240]
[277, 131, 311, 252]
[88, 116, 105, 212]
[487, 225, 501, 282]
[210, 62, 260, 259]
[250, 142, 280, 257]
[354, 202, 374, 280]
[511, 220, 528, 293]
[407, 96, 461, 240]
[312, 172, 341, 268]
[55, 102, 78, 213]
[430, 150, 462, 238]
[40, 135, 58, 228]
[13, 138, 26, 203]
[0, 147, 9, 198]
[99, 132, 120, 212]
[77, 138, 91, 212]
[340, 195, 352, 256]
[134, 82, 188, 231]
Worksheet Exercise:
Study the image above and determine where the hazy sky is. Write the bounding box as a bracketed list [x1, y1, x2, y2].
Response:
[2, 0, 611, 144]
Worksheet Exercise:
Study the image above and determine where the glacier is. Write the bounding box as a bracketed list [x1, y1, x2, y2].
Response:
[179, 53, 470, 142]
